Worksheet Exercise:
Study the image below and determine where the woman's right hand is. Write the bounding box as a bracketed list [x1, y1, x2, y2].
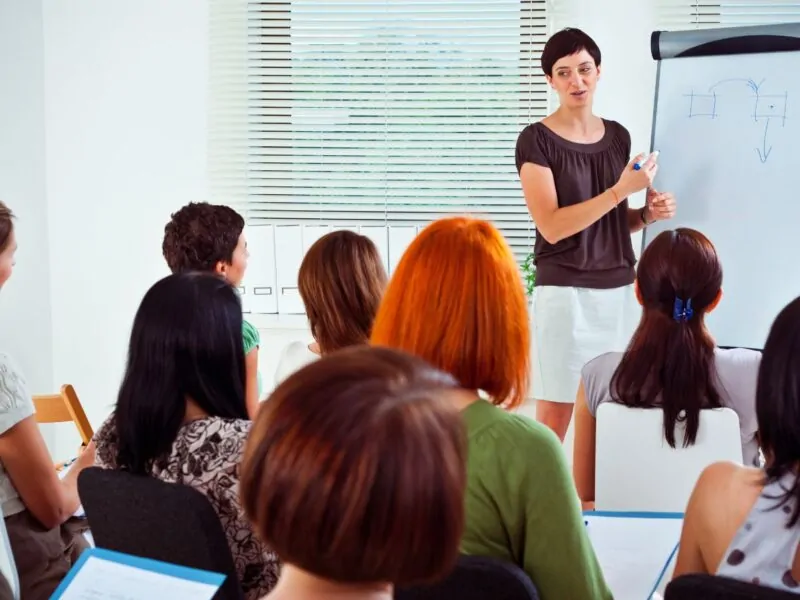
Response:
[614, 153, 658, 198]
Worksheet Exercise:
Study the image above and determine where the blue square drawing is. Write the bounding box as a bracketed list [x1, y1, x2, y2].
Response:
[754, 93, 787, 123]
[686, 92, 717, 118]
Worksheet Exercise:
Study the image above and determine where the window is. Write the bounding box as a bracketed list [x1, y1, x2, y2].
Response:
[656, 1, 721, 28]
[656, 1, 800, 28]
[715, 1, 800, 25]
[209, 0, 548, 263]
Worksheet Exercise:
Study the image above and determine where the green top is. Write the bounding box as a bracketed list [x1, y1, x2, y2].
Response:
[242, 320, 262, 398]
[460, 400, 611, 600]
[242, 320, 260, 354]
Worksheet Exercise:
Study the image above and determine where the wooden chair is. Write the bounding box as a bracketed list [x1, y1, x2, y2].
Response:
[32, 384, 93, 446]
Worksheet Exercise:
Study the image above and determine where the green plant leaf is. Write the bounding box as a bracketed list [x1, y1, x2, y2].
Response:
[521, 252, 536, 296]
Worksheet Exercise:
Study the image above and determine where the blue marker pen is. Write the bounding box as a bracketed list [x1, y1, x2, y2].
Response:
[634, 150, 659, 170]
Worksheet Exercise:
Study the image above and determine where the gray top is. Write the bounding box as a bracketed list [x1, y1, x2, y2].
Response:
[581, 348, 760, 466]
[716, 472, 800, 592]
[0, 353, 35, 517]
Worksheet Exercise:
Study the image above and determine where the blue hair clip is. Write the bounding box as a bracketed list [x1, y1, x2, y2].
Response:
[673, 297, 694, 323]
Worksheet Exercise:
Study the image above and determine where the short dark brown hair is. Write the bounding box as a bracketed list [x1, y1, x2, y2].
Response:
[162, 202, 244, 273]
[241, 345, 467, 586]
[298, 231, 387, 354]
[541, 27, 601, 76]
[0, 202, 13, 254]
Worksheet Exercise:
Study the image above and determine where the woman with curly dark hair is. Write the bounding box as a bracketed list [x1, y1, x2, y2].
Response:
[162, 202, 262, 417]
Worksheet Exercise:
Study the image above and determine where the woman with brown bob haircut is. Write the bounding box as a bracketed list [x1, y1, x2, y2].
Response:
[371, 216, 611, 600]
[274, 230, 388, 383]
[242, 345, 467, 600]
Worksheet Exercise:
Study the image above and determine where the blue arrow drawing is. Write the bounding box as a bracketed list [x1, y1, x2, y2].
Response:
[756, 118, 772, 163]
[708, 78, 763, 93]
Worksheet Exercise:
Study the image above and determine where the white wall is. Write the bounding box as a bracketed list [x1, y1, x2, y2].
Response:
[42, 0, 209, 456]
[0, 2, 54, 398]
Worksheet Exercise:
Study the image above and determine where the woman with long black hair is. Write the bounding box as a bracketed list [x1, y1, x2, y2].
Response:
[92, 272, 279, 598]
[673, 295, 800, 591]
[572, 228, 760, 506]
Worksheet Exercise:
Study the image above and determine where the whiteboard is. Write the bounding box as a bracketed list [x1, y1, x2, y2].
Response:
[644, 50, 800, 349]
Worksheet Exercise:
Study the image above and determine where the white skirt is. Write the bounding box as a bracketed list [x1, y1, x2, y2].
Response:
[529, 284, 641, 404]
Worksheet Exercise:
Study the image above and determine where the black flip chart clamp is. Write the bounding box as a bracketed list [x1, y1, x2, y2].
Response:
[651, 22, 800, 61]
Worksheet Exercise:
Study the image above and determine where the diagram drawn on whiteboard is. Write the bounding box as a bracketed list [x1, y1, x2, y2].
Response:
[683, 78, 788, 163]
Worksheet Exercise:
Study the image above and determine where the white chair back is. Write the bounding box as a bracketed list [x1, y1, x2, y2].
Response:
[595, 403, 743, 512]
[0, 514, 19, 600]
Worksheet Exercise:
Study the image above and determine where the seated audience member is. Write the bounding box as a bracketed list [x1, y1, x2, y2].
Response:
[93, 272, 279, 599]
[274, 230, 387, 383]
[370, 217, 611, 600]
[241, 346, 466, 600]
[673, 295, 800, 591]
[162, 202, 262, 417]
[0, 201, 95, 599]
[573, 228, 759, 506]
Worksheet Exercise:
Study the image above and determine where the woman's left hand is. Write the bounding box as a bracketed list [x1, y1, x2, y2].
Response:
[646, 188, 676, 222]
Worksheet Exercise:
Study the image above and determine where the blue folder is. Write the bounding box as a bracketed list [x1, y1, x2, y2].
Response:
[51, 547, 226, 599]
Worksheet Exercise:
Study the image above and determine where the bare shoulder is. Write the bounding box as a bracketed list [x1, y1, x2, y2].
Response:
[693, 461, 763, 513]
[538, 114, 566, 137]
[697, 461, 760, 489]
[540, 114, 557, 128]
[682, 462, 763, 573]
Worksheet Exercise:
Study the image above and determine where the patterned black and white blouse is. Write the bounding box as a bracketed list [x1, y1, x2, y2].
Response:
[94, 416, 279, 599]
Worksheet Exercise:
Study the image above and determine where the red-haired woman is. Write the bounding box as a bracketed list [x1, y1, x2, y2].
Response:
[573, 228, 760, 506]
[371, 217, 611, 600]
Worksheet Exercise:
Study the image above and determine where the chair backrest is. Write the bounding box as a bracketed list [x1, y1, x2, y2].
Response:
[77, 467, 243, 600]
[666, 573, 799, 599]
[0, 515, 19, 600]
[394, 555, 539, 600]
[32, 384, 93, 445]
[595, 404, 743, 512]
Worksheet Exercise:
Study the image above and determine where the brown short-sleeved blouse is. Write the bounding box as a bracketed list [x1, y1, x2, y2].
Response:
[94, 416, 279, 600]
[515, 119, 636, 289]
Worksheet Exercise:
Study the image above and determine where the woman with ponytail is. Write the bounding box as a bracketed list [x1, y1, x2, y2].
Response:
[572, 228, 760, 506]
[673, 296, 800, 591]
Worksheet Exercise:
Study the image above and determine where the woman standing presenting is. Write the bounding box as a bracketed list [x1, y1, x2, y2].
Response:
[516, 28, 676, 441]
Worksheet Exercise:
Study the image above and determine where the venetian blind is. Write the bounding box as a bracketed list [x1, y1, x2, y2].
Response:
[656, 1, 800, 29]
[655, 1, 722, 28]
[209, 0, 549, 262]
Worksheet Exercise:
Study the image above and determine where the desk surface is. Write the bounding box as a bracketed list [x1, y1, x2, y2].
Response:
[584, 511, 684, 600]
